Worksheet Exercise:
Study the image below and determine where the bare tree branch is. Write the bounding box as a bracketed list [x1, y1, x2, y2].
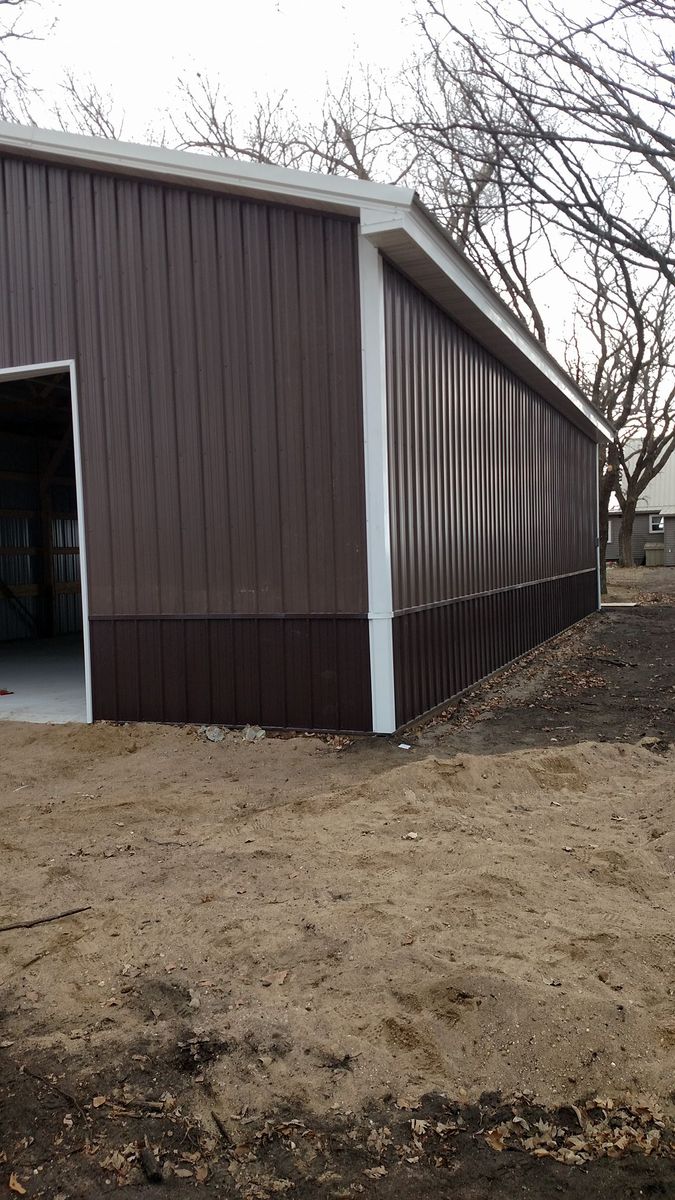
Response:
[565, 241, 675, 571]
[417, 0, 675, 285]
[393, 44, 553, 340]
[0, 0, 45, 120]
[55, 71, 124, 139]
[173, 70, 413, 183]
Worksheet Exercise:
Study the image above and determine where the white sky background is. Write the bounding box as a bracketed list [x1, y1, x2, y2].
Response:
[13, 0, 609, 356]
[27, 0, 418, 135]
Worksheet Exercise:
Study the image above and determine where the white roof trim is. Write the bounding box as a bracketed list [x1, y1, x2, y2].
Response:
[360, 206, 614, 443]
[0, 120, 413, 214]
[0, 120, 613, 443]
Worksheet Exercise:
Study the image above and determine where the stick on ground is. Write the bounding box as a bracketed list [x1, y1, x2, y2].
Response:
[0, 906, 92, 933]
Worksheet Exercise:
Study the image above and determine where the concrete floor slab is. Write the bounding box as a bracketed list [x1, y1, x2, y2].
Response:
[0, 636, 86, 723]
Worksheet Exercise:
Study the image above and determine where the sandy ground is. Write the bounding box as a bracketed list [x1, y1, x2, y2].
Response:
[0, 568, 674, 1195]
[1, 723, 674, 1120]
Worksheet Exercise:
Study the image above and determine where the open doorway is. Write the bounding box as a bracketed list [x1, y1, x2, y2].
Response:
[0, 364, 90, 723]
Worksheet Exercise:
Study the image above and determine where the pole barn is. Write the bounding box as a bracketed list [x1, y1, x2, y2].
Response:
[0, 124, 612, 732]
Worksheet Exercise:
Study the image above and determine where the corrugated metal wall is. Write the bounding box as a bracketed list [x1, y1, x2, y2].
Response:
[384, 262, 598, 725]
[90, 616, 370, 731]
[0, 154, 370, 729]
[0, 436, 36, 639]
[52, 506, 82, 634]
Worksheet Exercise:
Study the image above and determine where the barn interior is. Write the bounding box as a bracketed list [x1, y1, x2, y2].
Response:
[0, 371, 86, 722]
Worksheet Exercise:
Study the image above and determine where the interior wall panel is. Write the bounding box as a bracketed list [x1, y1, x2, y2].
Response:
[0, 430, 81, 641]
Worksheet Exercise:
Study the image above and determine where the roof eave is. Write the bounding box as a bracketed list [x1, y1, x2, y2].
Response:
[0, 121, 613, 442]
[361, 203, 614, 444]
[0, 120, 416, 216]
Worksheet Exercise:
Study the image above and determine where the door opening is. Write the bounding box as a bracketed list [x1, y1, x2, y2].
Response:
[0, 363, 91, 723]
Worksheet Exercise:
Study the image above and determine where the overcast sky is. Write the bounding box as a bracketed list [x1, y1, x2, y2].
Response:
[27, 0, 418, 136]
[13, 0, 588, 353]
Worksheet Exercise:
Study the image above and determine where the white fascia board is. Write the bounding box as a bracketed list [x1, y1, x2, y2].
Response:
[0, 121, 416, 216]
[361, 206, 614, 444]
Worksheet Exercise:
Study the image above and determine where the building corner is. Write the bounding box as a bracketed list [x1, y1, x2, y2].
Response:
[358, 226, 396, 734]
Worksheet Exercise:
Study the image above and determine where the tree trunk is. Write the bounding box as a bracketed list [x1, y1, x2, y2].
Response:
[619, 501, 637, 567]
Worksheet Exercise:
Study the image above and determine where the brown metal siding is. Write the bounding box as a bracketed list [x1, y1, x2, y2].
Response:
[384, 261, 598, 725]
[0, 154, 370, 728]
[90, 615, 371, 731]
[393, 572, 596, 724]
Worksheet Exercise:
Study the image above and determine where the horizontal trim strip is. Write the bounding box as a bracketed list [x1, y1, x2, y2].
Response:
[393, 569, 596, 618]
[89, 611, 369, 622]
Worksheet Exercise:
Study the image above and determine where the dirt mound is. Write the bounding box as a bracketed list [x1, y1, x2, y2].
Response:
[1, 725, 673, 1131]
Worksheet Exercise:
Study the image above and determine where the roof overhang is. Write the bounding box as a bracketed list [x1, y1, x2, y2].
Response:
[0, 120, 412, 215]
[359, 203, 614, 444]
[0, 121, 613, 444]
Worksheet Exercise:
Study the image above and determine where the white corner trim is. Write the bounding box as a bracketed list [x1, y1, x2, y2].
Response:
[68, 361, 93, 723]
[595, 443, 602, 610]
[358, 233, 396, 734]
[0, 358, 93, 723]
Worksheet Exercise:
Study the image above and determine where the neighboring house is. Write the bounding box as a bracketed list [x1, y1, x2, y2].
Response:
[0, 122, 611, 732]
[608, 443, 675, 565]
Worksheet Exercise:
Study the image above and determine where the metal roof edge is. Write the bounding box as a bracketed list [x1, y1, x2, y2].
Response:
[0, 122, 614, 443]
[0, 120, 415, 214]
[361, 203, 614, 444]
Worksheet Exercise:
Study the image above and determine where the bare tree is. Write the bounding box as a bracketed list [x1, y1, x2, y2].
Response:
[417, 0, 675, 286]
[53, 71, 171, 145]
[174, 70, 411, 183]
[175, 54, 553, 341]
[565, 242, 675, 584]
[395, 45, 554, 343]
[54, 71, 123, 139]
[614, 309, 675, 567]
[0, 0, 42, 120]
[0, 3, 125, 138]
